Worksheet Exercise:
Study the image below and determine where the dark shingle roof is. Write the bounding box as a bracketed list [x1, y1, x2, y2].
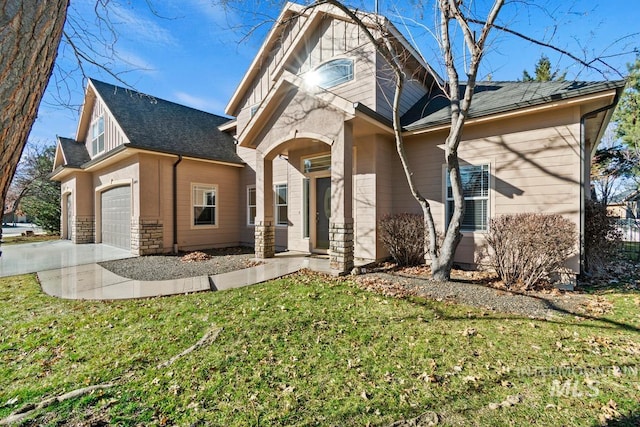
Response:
[402, 80, 625, 131]
[90, 79, 242, 164]
[58, 136, 90, 167]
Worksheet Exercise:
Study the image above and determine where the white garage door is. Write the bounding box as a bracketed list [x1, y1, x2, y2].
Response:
[101, 186, 131, 250]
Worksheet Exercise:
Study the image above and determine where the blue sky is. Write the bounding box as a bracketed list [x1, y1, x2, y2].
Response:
[29, 0, 639, 146]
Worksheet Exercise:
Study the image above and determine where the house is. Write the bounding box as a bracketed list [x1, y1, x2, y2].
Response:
[52, 1, 624, 277]
[608, 189, 640, 219]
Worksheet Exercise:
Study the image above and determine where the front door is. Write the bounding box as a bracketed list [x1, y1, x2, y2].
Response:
[315, 177, 330, 250]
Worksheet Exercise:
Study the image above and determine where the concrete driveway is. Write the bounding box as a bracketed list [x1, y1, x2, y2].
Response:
[0, 240, 135, 278]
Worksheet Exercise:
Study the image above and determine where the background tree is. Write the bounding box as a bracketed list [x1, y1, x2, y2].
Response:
[591, 126, 637, 205]
[0, 1, 68, 243]
[522, 54, 566, 81]
[7, 145, 61, 233]
[613, 56, 640, 155]
[1, 0, 141, 245]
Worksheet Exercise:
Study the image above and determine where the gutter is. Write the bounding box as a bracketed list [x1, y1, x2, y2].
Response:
[173, 155, 183, 253]
[579, 90, 621, 275]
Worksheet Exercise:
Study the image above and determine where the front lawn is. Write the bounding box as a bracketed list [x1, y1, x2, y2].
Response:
[1, 273, 638, 426]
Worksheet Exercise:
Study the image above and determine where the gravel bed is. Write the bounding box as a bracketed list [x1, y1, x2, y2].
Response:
[366, 272, 589, 319]
[99, 247, 257, 281]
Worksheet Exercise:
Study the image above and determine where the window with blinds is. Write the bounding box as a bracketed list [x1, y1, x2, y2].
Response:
[446, 164, 489, 232]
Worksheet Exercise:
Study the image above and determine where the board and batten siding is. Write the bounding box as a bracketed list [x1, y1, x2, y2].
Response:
[391, 105, 583, 271]
[236, 15, 378, 135]
[84, 96, 128, 158]
[375, 51, 429, 120]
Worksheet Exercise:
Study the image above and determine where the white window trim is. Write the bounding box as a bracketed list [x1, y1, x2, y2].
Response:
[305, 57, 355, 90]
[445, 163, 491, 233]
[191, 183, 218, 229]
[91, 115, 105, 156]
[274, 183, 288, 227]
[247, 185, 256, 226]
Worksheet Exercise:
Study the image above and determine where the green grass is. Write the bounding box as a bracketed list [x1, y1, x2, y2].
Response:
[620, 241, 640, 261]
[1, 273, 639, 426]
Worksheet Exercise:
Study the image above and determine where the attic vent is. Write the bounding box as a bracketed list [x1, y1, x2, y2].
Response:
[306, 58, 354, 89]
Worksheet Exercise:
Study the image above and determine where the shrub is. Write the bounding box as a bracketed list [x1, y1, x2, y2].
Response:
[584, 200, 622, 274]
[378, 213, 424, 266]
[485, 213, 576, 290]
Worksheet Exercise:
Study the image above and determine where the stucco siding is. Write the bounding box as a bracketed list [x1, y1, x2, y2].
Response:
[173, 159, 242, 251]
[353, 140, 377, 260]
[374, 135, 397, 259]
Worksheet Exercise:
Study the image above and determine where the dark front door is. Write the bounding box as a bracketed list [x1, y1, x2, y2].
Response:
[316, 177, 330, 250]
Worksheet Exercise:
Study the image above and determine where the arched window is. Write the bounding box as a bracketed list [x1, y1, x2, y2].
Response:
[307, 58, 354, 89]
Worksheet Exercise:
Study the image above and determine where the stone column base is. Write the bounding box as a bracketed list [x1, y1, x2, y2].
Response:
[72, 216, 95, 244]
[131, 218, 163, 255]
[330, 221, 354, 274]
[255, 221, 275, 258]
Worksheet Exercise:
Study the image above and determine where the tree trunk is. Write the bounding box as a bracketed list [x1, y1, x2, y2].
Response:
[0, 0, 69, 246]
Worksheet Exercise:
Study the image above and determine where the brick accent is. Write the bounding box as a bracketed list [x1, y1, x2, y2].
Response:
[255, 221, 275, 258]
[72, 216, 95, 244]
[330, 221, 354, 274]
[131, 218, 163, 255]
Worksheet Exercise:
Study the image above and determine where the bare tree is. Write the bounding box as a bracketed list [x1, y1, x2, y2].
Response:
[248, 0, 628, 281]
[0, 1, 69, 245]
[311, 0, 502, 280]
[0, 1, 152, 248]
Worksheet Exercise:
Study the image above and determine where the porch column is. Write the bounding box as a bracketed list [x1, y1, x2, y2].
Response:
[255, 153, 275, 258]
[330, 121, 354, 274]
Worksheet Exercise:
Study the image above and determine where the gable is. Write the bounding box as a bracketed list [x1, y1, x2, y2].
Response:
[77, 85, 129, 159]
[228, 2, 440, 138]
[77, 79, 243, 165]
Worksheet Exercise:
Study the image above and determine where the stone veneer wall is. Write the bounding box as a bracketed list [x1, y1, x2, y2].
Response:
[255, 221, 275, 258]
[329, 221, 354, 274]
[131, 218, 163, 255]
[72, 216, 95, 244]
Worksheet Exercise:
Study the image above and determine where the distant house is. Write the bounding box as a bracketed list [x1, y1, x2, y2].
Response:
[608, 189, 640, 219]
[52, 1, 624, 278]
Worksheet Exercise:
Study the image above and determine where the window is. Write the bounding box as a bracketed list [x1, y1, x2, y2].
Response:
[91, 116, 105, 155]
[307, 58, 354, 89]
[275, 184, 288, 226]
[192, 184, 217, 226]
[250, 104, 259, 118]
[247, 186, 256, 226]
[303, 154, 331, 174]
[446, 164, 490, 232]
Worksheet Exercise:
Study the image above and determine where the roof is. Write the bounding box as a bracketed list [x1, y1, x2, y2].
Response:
[402, 80, 626, 131]
[58, 136, 90, 167]
[89, 79, 242, 164]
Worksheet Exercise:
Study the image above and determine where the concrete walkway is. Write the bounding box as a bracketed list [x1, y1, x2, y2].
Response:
[0, 240, 134, 278]
[38, 252, 334, 300]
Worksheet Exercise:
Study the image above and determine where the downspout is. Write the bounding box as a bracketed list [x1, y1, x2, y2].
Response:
[173, 155, 183, 253]
[579, 91, 620, 275]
